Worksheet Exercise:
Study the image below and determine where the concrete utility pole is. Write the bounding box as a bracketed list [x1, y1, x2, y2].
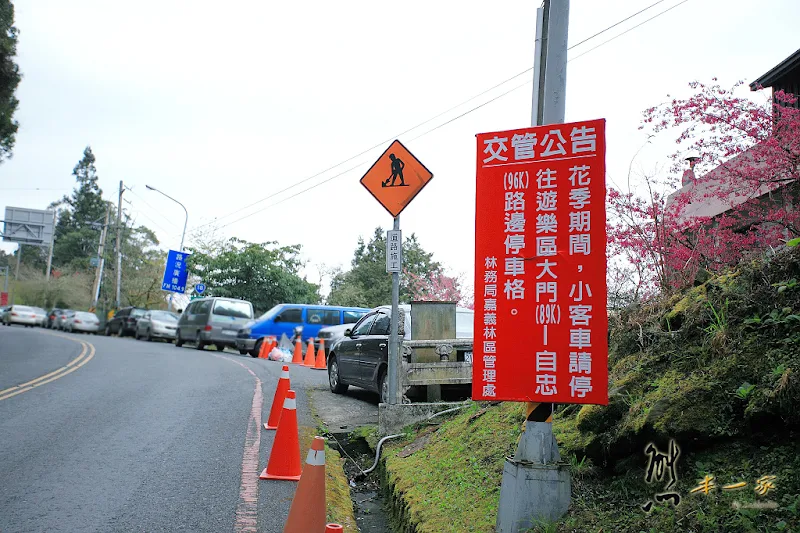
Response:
[114, 180, 124, 310]
[90, 204, 111, 312]
[45, 209, 57, 281]
[496, 1, 571, 531]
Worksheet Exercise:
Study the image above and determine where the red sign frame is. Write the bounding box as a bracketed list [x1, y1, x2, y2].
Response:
[473, 119, 608, 405]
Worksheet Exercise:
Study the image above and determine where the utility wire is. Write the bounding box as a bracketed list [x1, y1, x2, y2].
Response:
[198, 0, 691, 231]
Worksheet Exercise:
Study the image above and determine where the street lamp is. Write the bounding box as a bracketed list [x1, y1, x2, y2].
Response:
[145, 185, 188, 252]
[146, 185, 189, 312]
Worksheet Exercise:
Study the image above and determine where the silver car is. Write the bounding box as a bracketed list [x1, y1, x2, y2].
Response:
[135, 310, 179, 342]
[65, 311, 101, 333]
[2, 305, 40, 327]
[55, 309, 76, 330]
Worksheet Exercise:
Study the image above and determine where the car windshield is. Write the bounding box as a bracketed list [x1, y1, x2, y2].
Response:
[31, 307, 46, 314]
[151, 311, 178, 322]
[76, 312, 98, 320]
[213, 300, 253, 319]
[258, 305, 282, 321]
[131, 309, 146, 317]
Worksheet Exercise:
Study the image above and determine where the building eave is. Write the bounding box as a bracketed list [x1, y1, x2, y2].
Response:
[750, 47, 800, 91]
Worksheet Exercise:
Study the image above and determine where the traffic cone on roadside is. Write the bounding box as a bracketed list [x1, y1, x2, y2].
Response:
[313, 339, 327, 370]
[264, 365, 291, 430]
[260, 390, 302, 481]
[291, 338, 304, 364]
[283, 436, 327, 533]
[303, 339, 315, 367]
[258, 339, 268, 359]
[325, 525, 344, 533]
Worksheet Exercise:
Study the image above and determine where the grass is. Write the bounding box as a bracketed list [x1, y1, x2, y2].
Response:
[381, 402, 525, 533]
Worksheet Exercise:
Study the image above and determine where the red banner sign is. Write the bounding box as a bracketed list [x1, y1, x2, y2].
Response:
[473, 119, 608, 405]
[0, 292, 7, 306]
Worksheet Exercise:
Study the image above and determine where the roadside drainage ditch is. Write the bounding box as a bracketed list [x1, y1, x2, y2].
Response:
[327, 431, 395, 533]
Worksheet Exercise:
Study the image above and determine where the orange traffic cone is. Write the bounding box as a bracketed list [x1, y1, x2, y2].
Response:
[258, 339, 268, 359]
[303, 339, 315, 367]
[313, 339, 327, 370]
[264, 365, 291, 430]
[283, 436, 327, 533]
[260, 390, 302, 481]
[325, 525, 344, 533]
[291, 338, 304, 364]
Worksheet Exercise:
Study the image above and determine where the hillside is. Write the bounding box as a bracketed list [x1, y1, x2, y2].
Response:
[380, 247, 800, 532]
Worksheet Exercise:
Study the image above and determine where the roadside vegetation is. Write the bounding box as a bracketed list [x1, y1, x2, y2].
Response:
[378, 246, 800, 532]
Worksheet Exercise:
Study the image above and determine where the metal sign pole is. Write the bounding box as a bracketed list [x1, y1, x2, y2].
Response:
[388, 215, 401, 405]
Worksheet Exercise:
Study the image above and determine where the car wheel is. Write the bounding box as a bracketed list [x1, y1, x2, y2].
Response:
[195, 332, 205, 351]
[215, 344, 225, 351]
[328, 356, 349, 394]
[175, 331, 184, 347]
[379, 371, 388, 404]
[104, 325, 111, 336]
[146, 329, 153, 342]
[250, 339, 262, 358]
[238, 349, 248, 355]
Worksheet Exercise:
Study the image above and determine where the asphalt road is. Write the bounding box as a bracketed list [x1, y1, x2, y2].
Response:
[0, 325, 350, 533]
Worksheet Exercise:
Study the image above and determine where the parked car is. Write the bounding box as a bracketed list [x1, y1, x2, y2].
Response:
[327, 304, 474, 402]
[236, 304, 370, 357]
[65, 311, 101, 333]
[176, 297, 254, 351]
[105, 307, 147, 337]
[318, 323, 356, 359]
[135, 310, 179, 342]
[46, 308, 63, 329]
[30, 307, 48, 327]
[3, 305, 42, 327]
[0, 306, 9, 323]
[55, 309, 76, 330]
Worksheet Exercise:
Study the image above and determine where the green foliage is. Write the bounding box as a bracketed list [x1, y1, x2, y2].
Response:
[786, 237, 800, 247]
[327, 227, 442, 308]
[735, 382, 755, 400]
[53, 147, 109, 268]
[187, 237, 319, 314]
[0, 0, 21, 162]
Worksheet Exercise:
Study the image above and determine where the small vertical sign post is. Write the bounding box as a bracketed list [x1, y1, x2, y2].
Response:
[360, 140, 433, 404]
[386, 230, 402, 273]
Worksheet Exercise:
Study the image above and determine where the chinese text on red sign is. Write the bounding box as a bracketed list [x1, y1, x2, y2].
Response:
[473, 119, 608, 405]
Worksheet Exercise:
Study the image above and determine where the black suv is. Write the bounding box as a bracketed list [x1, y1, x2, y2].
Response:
[105, 307, 147, 337]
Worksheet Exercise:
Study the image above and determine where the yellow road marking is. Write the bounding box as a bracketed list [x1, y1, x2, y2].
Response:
[0, 332, 96, 402]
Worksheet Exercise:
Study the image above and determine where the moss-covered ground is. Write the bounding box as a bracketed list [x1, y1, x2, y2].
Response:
[380, 248, 800, 532]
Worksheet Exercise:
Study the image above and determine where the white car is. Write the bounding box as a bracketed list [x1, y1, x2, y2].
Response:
[30, 307, 48, 327]
[135, 310, 179, 341]
[65, 311, 101, 334]
[2, 305, 41, 327]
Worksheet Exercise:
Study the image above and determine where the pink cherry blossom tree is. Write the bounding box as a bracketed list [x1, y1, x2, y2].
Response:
[608, 79, 800, 296]
[404, 268, 473, 309]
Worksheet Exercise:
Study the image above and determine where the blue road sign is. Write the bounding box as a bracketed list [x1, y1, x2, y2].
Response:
[195, 283, 206, 294]
[161, 250, 190, 294]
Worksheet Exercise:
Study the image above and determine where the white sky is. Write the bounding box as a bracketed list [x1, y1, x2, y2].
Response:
[2, 0, 799, 297]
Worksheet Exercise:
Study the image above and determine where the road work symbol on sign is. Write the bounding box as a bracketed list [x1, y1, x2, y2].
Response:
[360, 140, 433, 218]
[382, 154, 407, 188]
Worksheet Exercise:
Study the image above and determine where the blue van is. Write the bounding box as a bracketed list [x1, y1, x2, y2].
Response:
[235, 304, 370, 357]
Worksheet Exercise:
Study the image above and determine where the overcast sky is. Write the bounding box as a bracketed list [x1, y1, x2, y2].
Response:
[2, 0, 799, 297]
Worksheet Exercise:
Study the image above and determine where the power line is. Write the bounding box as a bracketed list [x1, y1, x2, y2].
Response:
[198, 0, 692, 231]
[127, 189, 183, 231]
[569, 0, 692, 63]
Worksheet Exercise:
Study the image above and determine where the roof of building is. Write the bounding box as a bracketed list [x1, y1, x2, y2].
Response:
[750, 46, 800, 90]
